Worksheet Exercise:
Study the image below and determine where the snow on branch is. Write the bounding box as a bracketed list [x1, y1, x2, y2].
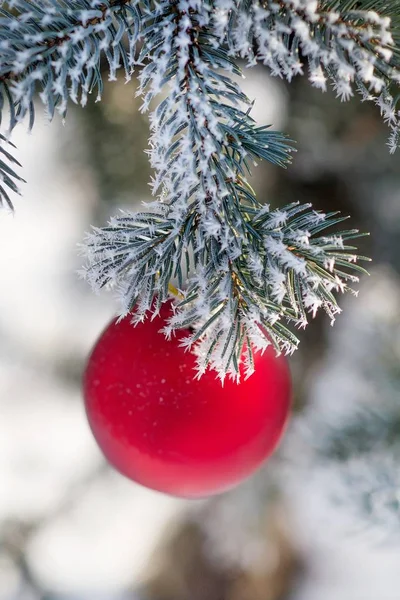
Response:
[134, 1, 294, 263]
[82, 201, 369, 381]
[217, 0, 400, 152]
[0, 0, 141, 131]
[80, 0, 372, 380]
[0, 0, 381, 378]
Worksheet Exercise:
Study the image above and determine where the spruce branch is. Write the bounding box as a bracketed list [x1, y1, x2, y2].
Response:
[83, 201, 369, 381]
[0, 0, 141, 131]
[0, 133, 24, 208]
[82, 0, 370, 380]
[0, 0, 385, 378]
[218, 0, 400, 152]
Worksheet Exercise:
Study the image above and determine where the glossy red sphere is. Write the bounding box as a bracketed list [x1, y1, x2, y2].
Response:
[83, 303, 291, 498]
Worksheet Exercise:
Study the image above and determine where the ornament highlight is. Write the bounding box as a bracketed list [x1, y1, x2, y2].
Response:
[83, 302, 291, 498]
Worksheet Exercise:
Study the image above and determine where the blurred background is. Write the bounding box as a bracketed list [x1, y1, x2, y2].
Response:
[0, 62, 400, 600]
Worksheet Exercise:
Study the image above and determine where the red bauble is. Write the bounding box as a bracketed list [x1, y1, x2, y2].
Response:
[83, 302, 291, 498]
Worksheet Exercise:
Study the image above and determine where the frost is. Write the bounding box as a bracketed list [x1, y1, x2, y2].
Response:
[0, 0, 141, 132]
[0, 0, 377, 377]
[213, 0, 400, 151]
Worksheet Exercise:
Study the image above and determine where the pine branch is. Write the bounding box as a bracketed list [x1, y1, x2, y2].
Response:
[0, 133, 24, 208]
[83, 201, 369, 381]
[79, 0, 373, 380]
[0, 0, 379, 378]
[219, 0, 400, 152]
[0, 0, 141, 130]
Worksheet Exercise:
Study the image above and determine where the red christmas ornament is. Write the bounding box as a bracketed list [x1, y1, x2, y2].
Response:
[83, 302, 291, 498]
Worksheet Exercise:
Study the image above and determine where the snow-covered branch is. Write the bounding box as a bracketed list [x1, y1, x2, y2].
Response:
[4, 0, 396, 377]
[83, 201, 369, 381]
[217, 0, 400, 152]
[0, 0, 141, 129]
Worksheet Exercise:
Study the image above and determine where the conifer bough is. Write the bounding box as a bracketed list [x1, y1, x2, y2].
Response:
[1, 1, 398, 380]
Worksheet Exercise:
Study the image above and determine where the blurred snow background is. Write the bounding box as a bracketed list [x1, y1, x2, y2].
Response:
[0, 66, 400, 599]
